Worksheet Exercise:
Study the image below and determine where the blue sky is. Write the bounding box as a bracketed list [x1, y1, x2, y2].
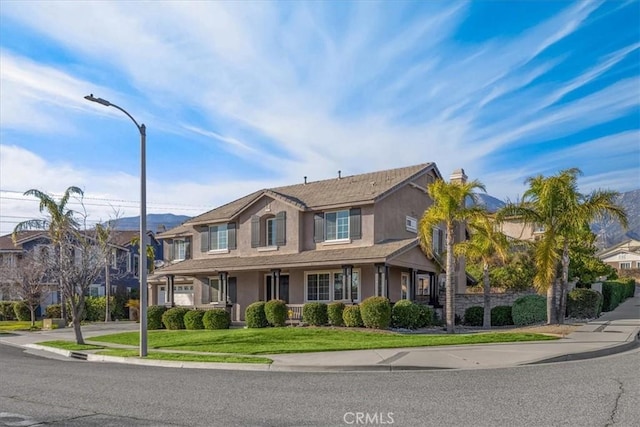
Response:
[0, 0, 638, 234]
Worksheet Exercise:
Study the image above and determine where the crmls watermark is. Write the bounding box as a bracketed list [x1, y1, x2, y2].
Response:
[343, 412, 395, 425]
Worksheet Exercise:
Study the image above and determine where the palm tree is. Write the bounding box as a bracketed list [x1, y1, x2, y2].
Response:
[498, 169, 627, 324]
[419, 178, 487, 333]
[454, 216, 509, 328]
[12, 186, 84, 320]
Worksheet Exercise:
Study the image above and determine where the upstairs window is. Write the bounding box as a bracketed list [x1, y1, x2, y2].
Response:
[325, 210, 350, 241]
[174, 239, 187, 261]
[266, 218, 276, 247]
[201, 223, 236, 252]
[251, 212, 286, 248]
[314, 208, 361, 243]
[432, 228, 444, 254]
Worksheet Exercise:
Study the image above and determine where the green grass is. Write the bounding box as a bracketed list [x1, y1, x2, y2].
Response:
[96, 349, 272, 364]
[0, 321, 42, 331]
[37, 340, 105, 351]
[90, 327, 557, 355]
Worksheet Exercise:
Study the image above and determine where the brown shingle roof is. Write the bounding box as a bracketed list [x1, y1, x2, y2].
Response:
[154, 238, 419, 275]
[185, 163, 435, 225]
[0, 231, 44, 251]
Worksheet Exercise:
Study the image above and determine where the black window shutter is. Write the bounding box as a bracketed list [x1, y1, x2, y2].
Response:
[314, 213, 325, 243]
[349, 208, 361, 240]
[200, 227, 209, 252]
[251, 215, 260, 248]
[227, 222, 237, 250]
[276, 211, 286, 246]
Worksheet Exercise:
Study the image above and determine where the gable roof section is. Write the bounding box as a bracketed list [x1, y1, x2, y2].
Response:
[184, 163, 436, 226]
[0, 231, 46, 251]
[596, 238, 640, 258]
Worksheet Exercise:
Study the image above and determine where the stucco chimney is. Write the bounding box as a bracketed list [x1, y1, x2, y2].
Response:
[450, 168, 467, 184]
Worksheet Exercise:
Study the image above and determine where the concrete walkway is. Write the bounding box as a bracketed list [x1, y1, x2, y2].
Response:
[1, 292, 638, 372]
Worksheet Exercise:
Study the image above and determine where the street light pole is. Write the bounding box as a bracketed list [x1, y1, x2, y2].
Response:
[84, 94, 148, 357]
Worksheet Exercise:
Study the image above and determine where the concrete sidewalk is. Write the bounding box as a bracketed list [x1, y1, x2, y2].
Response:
[2, 292, 638, 372]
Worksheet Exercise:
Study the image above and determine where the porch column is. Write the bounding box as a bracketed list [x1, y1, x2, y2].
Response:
[168, 275, 175, 307]
[375, 264, 387, 297]
[270, 269, 280, 300]
[410, 269, 417, 301]
[219, 272, 228, 304]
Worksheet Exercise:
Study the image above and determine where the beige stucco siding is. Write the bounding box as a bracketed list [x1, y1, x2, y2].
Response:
[373, 179, 431, 243]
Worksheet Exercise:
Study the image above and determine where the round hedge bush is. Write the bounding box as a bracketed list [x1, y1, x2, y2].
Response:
[391, 300, 421, 329]
[0, 302, 16, 321]
[45, 304, 62, 319]
[343, 305, 364, 327]
[161, 307, 190, 330]
[265, 299, 287, 327]
[303, 302, 328, 326]
[327, 302, 346, 326]
[203, 309, 231, 329]
[567, 288, 602, 319]
[360, 296, 391, 329]
[184, 310, 205, 330]
[147, 305, 167, 330]
[512, 294, 547, 326]
[416, 305, 434, 328]
[245, 301, 268, 328]
[463, 306, 484, 327]
[13, 302, 31, 321]
[490, 305, 513, 326]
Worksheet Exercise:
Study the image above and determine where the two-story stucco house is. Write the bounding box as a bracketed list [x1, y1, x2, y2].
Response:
[597, 239, 640, 272]
[152, 163, 469, 321]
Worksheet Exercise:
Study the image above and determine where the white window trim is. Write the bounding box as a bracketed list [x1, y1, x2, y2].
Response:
[620, 262, 631, 269]
[324, 209, 350, 242]
[400, 272, 410, 300]
[320, 239, 352, 247]
[208, 277, 226, 304]
[257, 246, 279, 252]
[406, 216, 417, 233]
[304, 269, 361, 303]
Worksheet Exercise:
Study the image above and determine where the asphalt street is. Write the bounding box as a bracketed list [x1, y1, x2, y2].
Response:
[1, 343, 638, 427]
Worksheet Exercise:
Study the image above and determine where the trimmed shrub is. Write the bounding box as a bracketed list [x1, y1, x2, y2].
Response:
[391, 300, 421, 329]
[147, 305, 167, 330]
[360, 296, 391, 329]
[343, 305, 364, 327]
[602, 279, 636, 312]
[45, 304, 62, 319]
[303, 302, 328, 326]
[416, 305, 434, 328]
[491, 305, 513, 326]
[162, 307, 190, 330]
[512, 295, 547, 326]
[567, 288, 602, 319]
[0, 302, 16, 320]
[463, 306, 484, 327]
[264, 299, 287, 327]
[327, 302, 346, 326]
[13, 302, 31, 321]
[245, 302, 268, 328]
[84, 297, 108, 322]
[184, 310, 205, 330]
[202, 309, 231, 330]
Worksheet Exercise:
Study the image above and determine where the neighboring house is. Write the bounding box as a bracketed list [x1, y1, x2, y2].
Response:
[0, 229, 162, 308]
[152, 163, 470, 321]
[597, 239, 640, 272]
[499, 220, 544, 242]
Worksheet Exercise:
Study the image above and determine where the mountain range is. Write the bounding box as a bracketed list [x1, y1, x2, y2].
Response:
[113, 189, 638, 248]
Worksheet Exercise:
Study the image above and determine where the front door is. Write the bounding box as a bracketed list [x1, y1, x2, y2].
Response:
[279, 275, 289, 303]
[158, 286, 166, 305]
[228, 277, 237, 304]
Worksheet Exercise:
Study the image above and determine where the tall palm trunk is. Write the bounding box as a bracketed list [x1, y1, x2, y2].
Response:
[482, 261, 491, 329]
[558, 241, 570, 324]
[445, 223, 456, 333]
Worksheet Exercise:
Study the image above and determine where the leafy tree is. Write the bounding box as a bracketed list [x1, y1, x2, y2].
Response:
[455, 216, 509, 328]
[568, 223, 617, 286]
[499, 168, 627, 324]
[1, 252, 48, 326]
[419, 178, 487, 333]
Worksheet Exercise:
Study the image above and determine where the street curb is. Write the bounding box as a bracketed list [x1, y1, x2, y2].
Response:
[86, 353, 273, 371]
[526, 333, 640, 365]
[24, 343, 72, 358]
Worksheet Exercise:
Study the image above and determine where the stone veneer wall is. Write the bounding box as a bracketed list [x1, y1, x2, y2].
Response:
[455, 291, 537, 315]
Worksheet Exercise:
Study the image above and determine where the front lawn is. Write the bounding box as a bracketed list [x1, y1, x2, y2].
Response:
[95, 349, 272, 364]
[90, 327, 557, 355]
[0, 321, 42, 331]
